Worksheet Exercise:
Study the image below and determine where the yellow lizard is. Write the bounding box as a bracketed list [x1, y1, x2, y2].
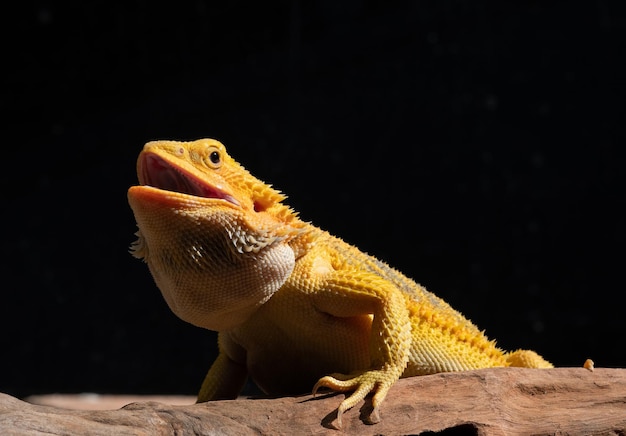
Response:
[127, 138, 552, 427]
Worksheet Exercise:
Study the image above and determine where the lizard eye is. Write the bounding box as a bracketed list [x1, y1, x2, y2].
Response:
[205, 147, 222, 169]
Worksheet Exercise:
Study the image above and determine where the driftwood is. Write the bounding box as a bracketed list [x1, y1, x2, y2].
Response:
[2, 368, 625, 435]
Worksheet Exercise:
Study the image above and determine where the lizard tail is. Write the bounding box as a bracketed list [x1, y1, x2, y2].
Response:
[505, 349, 553, 368]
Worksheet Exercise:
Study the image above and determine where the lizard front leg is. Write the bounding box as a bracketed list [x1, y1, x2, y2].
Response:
[197, 333, 248, 402]
[309, 270, 412, 427]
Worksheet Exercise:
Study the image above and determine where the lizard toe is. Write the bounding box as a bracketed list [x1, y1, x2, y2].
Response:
[312, 371, 366, 395]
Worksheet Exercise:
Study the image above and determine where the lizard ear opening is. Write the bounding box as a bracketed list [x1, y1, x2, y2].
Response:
[253, 201, 266, 213]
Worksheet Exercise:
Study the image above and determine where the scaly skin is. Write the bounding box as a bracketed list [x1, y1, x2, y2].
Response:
[128, 138, 552, 427]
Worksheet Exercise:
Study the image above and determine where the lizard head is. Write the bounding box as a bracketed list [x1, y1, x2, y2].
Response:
[133, 138, 289, 215]
[128, 138, 305, 331]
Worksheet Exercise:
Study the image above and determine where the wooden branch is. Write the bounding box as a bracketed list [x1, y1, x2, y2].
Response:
[2, 368, 625, 435]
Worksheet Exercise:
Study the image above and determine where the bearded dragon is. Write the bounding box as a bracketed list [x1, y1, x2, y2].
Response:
[127, 138, 552, 427]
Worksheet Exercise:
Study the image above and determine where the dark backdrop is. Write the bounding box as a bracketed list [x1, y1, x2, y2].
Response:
[3, 2, 625, 398]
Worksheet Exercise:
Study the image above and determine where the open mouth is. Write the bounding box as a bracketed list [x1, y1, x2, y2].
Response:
[139, 152, 240, 206]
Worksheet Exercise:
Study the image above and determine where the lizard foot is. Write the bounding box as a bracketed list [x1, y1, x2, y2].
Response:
[313, 369, 395, 428]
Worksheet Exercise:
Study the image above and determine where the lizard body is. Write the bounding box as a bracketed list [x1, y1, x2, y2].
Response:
[128, 138, 552, 426]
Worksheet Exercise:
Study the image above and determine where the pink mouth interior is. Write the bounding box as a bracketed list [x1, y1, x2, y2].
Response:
[140, 153, 238, 205]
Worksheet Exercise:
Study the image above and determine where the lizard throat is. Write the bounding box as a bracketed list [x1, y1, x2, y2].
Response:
[139, 153, 240, 206]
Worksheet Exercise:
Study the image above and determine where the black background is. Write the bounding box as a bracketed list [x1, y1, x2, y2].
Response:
[3, 2, 625, 398]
